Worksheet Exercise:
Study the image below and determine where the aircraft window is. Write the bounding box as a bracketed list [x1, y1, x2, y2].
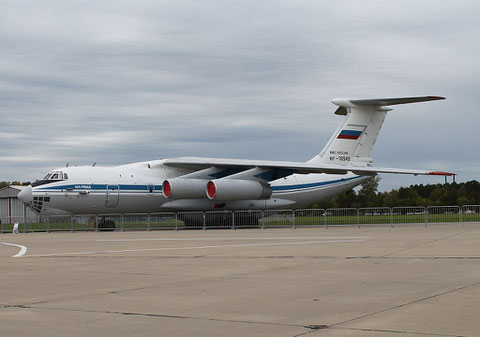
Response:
[33, 170, 66, 187]
[40, 171, 66, 181]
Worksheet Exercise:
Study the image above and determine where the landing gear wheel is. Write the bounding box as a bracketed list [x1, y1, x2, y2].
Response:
[98, 218, 116, 231]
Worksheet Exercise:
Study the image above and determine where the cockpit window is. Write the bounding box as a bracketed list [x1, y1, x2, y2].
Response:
[33, 170, 68, 187]
[41, 171, 68, 182]
[42, 173, 52, 180]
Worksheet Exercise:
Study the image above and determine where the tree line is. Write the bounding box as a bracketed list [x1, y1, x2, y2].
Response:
[0, 181, 31, 189]
[314, 177, 480, 209]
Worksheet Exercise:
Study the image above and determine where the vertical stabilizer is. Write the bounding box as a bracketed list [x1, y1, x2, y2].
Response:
[308, 96, 445, 167]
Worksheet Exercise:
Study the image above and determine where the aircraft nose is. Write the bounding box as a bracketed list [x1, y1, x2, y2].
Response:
[18, 185, 33, 203]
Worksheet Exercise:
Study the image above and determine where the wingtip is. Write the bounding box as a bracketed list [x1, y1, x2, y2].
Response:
[427, 171, 455, 176]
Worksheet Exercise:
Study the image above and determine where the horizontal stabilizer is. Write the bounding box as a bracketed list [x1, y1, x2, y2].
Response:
[332, 96, 445, 109]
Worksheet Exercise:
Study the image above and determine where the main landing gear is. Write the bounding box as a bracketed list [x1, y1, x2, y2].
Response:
[98, 217, 116, 231]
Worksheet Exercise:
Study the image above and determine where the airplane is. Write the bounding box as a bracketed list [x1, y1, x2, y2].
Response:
[18, 96, 453, 228]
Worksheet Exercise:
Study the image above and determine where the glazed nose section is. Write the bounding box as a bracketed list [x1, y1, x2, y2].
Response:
[18, 185, 33, 203]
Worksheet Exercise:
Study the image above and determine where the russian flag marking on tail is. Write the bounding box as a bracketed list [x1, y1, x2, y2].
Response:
[337, 130, 362, 140]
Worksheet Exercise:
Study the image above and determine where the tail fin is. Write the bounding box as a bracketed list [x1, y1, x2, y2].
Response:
[308, 96, 445, 166]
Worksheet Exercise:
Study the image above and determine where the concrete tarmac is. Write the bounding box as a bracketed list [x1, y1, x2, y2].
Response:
[1, 224, 479, 337]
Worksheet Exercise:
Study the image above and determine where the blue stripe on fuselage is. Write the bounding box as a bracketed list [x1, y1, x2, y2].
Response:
[34, 176, 363, 194]
[35, 184, 163, 192]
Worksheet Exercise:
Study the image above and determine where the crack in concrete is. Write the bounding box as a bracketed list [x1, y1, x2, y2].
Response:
[3, 304, 469, 337]
[381, 231, 467, 258]
[12, 274, 226, 306]
[5, 304, 310, 331]
[293, 330, 316, 337]
[293, 325, 467, 337]
[333, 326, 467, 336]
[10, 258, 320, 306]
[329, 280, 480, 329]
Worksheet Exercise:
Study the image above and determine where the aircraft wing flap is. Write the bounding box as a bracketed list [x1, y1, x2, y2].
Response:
[163, 157, 454, 177]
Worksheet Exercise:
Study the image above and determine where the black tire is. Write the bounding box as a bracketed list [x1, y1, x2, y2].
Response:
[99, 219, 116, 231]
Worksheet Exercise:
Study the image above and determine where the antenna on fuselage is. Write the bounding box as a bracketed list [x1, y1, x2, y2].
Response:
[66, 163, 69, 167]
[93, 162, 96, 167]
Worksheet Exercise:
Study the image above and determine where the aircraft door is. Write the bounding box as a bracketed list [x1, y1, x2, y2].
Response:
[106, 184, 120, 208]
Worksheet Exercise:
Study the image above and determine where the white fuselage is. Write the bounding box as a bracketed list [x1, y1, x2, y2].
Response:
[27, 160, 368, 216]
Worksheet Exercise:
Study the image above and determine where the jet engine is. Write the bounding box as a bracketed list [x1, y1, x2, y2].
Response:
[162, 179, 208, 199]
[206, 179, 272, 200]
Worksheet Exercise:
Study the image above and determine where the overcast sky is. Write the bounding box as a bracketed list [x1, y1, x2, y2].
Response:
[0, 0, 478, 191]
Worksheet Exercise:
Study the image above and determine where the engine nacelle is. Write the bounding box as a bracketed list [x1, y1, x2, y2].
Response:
[162, 179, 208, 199]
[206, 179, 272, 201]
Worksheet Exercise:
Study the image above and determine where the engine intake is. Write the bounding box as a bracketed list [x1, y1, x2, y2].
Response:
[206, 179, 272, 200]
[162, 179, 208, 199]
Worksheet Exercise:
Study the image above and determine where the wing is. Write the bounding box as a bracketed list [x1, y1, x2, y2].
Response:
[162, 156, 454, 178]
[159, 157, 453, 201]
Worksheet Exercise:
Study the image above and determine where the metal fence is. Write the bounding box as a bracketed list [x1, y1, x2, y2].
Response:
[461, 205, 480, 223]
[359, 207, 392, 227]
[325, 208, 358, 227]
[392, 207, 426, 225]
[1, 205, 479, 233]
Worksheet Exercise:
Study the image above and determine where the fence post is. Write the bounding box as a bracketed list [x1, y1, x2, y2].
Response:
[231, 211, 235, 230]
[261, 210, 265, 230]
[47, 216, 50, 233]
[459, 206, 463, 227]
[424, 207, 428, 228]
[203, 212, 206, 231]
[175, 212, 178, 231]
[292, 210, 296, 230]
[390, 208, 393, 228]
[70, 216, 74, 233]
[148, 214, 151, 231]
[460, 206, 465, 228]
[356, 209, 360, 229]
